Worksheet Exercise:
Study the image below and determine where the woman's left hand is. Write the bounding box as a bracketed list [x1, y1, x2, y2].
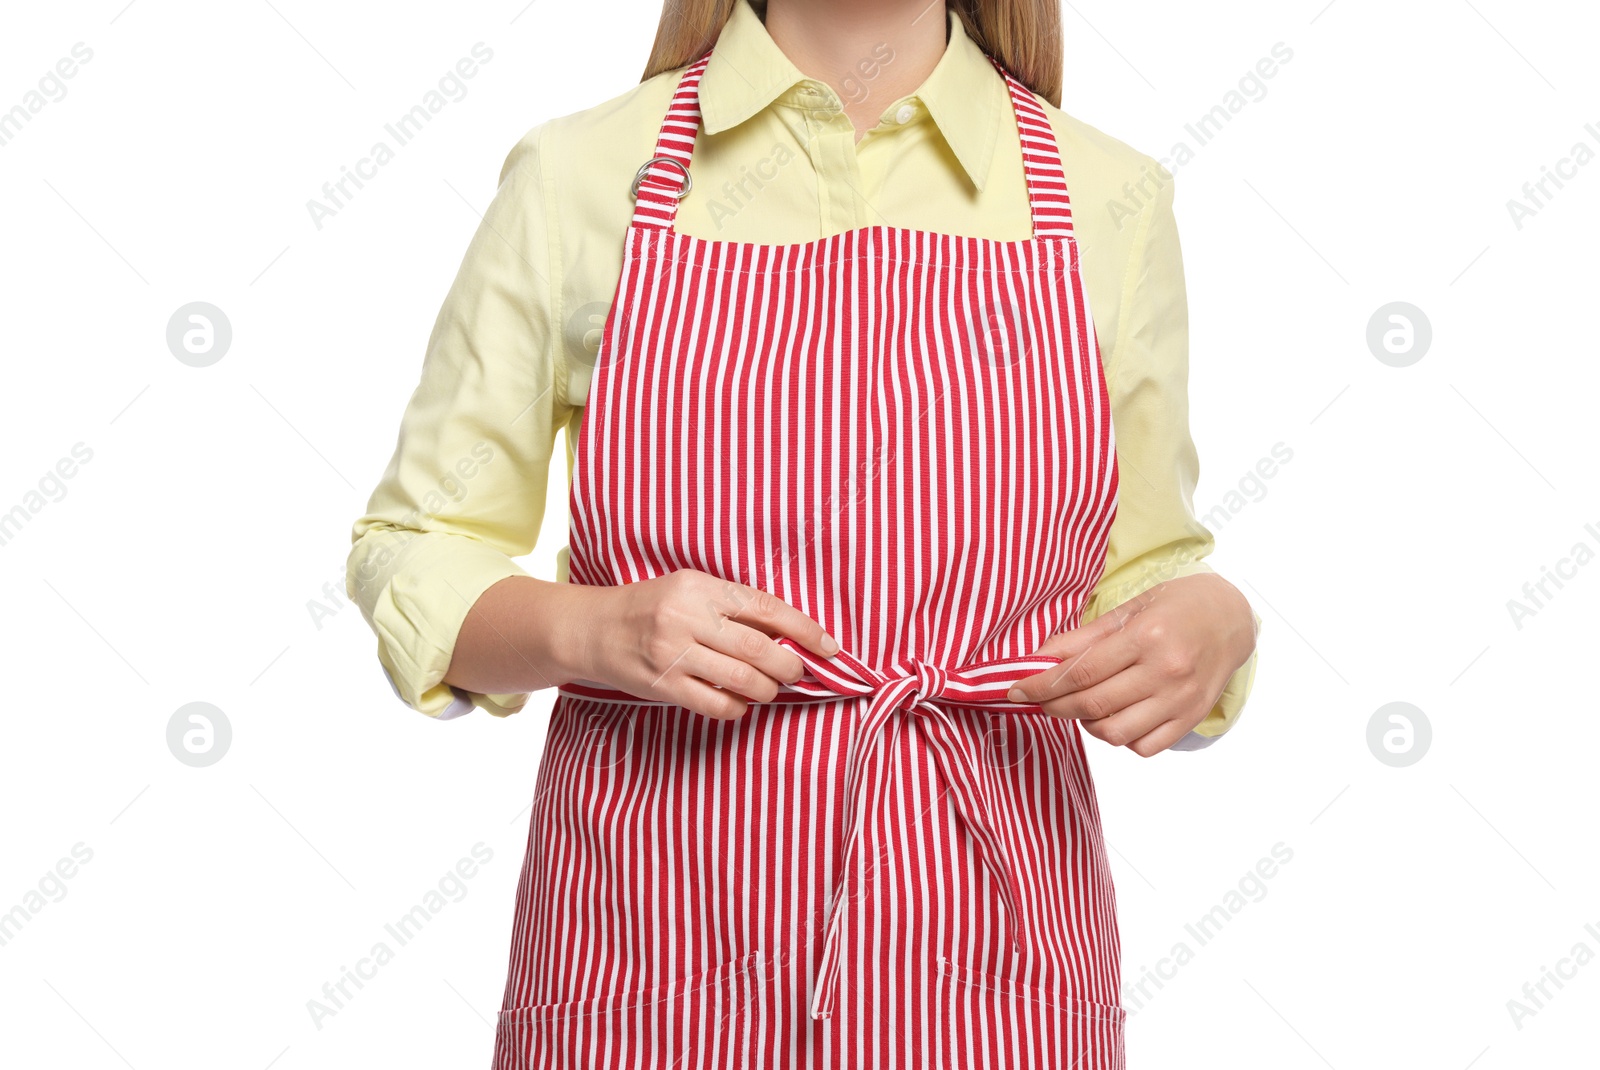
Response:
[1006, 573, 1257, 757]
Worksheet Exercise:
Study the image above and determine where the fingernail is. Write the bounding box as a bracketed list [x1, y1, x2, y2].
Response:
[821, 634, 840, 655]
[1006, 687, 1024, 703]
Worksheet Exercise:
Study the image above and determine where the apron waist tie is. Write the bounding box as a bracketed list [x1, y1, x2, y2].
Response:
[557, 641, 1068, 1024]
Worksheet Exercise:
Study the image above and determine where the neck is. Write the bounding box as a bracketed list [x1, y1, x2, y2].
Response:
[761, 0, 949, 136]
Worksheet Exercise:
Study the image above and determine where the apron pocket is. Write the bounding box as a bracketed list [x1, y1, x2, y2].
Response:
[938, 956, 1127, 1070]
[494, 951, 763, 1070]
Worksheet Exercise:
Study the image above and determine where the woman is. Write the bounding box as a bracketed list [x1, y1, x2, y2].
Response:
[347, 0, 1260, 1065]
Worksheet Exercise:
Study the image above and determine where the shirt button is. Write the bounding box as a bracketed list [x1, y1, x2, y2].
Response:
[894, 104, 915, 124]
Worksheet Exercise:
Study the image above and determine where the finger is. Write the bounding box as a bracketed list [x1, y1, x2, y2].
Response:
[1123, 718, 1194, 758]
[715, 581, 839, 658]
[675, 644, 785, 705]
[697, 618, 808, 685]
[1077, 696, 1169, 749]
[1009, 627, 1141, 704]
[667, 675, 750, 721]
[1038, 668, 1151, 722]
[1036, 593, 1156, 661]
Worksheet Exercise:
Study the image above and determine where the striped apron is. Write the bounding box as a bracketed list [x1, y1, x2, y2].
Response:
[494, 49, 1125, 1070]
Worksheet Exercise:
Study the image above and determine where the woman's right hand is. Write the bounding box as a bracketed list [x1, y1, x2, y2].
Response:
[573, 570, 840, 720]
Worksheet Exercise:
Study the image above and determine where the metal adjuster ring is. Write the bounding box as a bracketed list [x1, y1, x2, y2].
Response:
[630, 156, 693, 200]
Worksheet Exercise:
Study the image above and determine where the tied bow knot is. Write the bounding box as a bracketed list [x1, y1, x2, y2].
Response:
[865, 658, 950, 715]
[767, 639, 1062, 1022]
[555, 638, 1069, 1025]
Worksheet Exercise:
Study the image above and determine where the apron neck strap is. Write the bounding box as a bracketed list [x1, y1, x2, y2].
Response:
[628, 53, 714, 232]
[629, 49, 1075, 241]
[991, 57, 1076, 240]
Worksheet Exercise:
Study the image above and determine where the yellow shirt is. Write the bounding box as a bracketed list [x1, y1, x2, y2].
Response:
[346, 0, 1260, 742]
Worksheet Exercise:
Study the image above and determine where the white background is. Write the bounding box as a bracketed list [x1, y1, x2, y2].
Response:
[1, 1, 1596, 1066]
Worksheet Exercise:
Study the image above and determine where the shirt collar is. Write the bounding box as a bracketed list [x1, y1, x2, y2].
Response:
[697, 0, 1005, 192]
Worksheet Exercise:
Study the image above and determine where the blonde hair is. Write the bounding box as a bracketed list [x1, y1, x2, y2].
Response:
[641, 0, 1064, 107]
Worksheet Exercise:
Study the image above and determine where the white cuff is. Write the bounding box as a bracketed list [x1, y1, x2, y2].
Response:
[1170, 728, 1221, 751]
[383, 664, 474, 720]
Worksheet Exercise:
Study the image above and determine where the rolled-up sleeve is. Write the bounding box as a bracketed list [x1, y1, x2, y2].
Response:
[1081, 166, 1260, 747]
[345, 122, 568, 719]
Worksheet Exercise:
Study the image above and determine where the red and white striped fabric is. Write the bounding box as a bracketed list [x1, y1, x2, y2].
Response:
[494, 48, 1124, 1070]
